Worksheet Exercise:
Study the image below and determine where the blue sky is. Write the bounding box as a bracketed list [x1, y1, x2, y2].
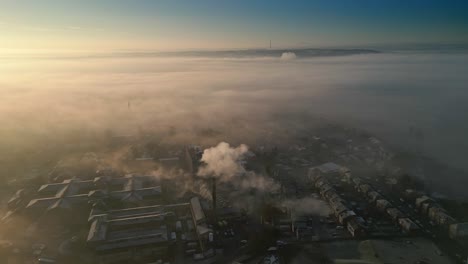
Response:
[1, 0, 467, 51]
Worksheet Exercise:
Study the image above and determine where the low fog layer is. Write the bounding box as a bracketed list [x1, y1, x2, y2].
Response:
[1, 51, 468, 179]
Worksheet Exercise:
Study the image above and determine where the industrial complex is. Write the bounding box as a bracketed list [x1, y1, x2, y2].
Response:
[2, 128, 468, 264]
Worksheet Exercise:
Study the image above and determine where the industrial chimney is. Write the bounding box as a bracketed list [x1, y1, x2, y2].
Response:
[211, 177, 217, 217]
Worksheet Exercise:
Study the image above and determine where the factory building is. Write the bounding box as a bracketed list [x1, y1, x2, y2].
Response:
[26, 178, 95, 224]
[87, 212, 173, 263]
[87, 197, 212, 263]
[25, 174, 163, 221]
[0, 173, 164, 240]
[94, 174, 163, 207]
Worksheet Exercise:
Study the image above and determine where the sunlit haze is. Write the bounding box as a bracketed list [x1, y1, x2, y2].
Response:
[1, 2, 468, 264]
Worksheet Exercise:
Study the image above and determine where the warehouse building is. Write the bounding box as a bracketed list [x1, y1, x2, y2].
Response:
[87, 197, 211, 263]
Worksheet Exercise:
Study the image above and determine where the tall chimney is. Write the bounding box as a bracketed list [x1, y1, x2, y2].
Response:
[211, 177, 217, 218]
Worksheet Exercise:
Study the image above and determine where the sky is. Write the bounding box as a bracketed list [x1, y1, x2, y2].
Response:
[1, 0, 468, 52]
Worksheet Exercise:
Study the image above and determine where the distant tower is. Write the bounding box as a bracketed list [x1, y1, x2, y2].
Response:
[270, 40, 272, 49]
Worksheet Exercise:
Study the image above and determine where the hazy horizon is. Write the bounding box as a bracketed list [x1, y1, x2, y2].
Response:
[2, 49, 468, 177]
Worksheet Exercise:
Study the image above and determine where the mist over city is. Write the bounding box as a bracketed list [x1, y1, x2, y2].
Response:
[1, 1, 468, 264]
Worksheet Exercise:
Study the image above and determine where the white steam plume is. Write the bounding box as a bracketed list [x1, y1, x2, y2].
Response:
[197, 142, 248, 179]
[280, 52, 297, 60]
[197, 142, 278, 191]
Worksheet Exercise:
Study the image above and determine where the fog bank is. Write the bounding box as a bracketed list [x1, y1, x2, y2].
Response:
[1, 51, 468, 178]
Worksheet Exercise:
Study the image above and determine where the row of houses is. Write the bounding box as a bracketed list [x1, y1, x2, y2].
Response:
[405, 189, 468, 240]
[351, 177, 419, 234]
[309, 164, 366, 237]
[414, 195, 456, 226]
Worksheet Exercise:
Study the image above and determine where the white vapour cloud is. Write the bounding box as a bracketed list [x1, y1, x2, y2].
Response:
[197, 142, 248, 179]
[197, 142, 278, 191]
[148, 142, 279, 201]
[280, 52, 297, 60]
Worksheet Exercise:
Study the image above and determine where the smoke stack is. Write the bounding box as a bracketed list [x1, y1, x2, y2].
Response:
[212, 177, 217, 218]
